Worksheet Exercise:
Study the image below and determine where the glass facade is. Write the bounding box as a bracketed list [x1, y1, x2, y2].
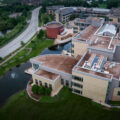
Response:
[72, 75, 83, 82]
[72, 88, 82, 95]
[49, 84, 52, 90]
[33, 64, 39, 70]
[72, 82, 83, 88]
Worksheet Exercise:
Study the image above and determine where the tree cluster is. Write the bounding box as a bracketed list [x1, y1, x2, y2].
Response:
[32, 85, 51, 96]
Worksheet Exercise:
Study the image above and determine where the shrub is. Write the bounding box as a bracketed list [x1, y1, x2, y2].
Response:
[38, 86, 45, 95]
[45, 88, 51, 95]
[32, 85, 39, 94]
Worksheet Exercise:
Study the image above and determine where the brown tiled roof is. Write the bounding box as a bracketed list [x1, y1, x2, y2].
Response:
[35, 55, 79, 74]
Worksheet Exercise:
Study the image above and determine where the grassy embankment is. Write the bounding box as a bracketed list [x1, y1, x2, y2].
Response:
[0, 31, 54, 77]
[0, 87, 120, 120]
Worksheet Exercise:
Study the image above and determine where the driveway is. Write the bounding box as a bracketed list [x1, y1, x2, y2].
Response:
[0, 7, 41, 58]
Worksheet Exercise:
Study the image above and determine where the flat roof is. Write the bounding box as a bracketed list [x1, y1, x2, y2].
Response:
[103, 61, 120, 79]
[74, 51, 113, 79]
[34, 55, 79, 74]
[90, 35, 112, 50]
[77, 25, 99, 41]
[47, 23, 62, 28]
[35, 69, 59, 80]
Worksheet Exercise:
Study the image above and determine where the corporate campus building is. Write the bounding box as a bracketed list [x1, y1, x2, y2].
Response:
[25, 7, 120, 104]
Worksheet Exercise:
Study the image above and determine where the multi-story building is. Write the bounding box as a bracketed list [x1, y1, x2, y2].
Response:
[108, 8, 120, 27]
[26, 18, 120, 103]
[55, 7, 74, 23]
[25, 54, 80, 96]
[73, 17, 104, 33]
[74, 7, 110, 19]
[46, 6, 64, 15]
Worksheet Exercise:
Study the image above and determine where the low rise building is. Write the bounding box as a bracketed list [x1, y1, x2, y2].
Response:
[73, 17, 104, 33]
[46, 6, 64, 15]
[55, 7, 74, 23]
[46, 21, 64, 39]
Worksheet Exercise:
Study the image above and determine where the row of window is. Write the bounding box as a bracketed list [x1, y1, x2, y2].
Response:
[35, 79, 52, 90]
[72, 75, 83, 82]
[117, 91, 120, 96]
[72, 88, 82, 95]
[61, 79, 69, 87]
[72, 82, 83, 88]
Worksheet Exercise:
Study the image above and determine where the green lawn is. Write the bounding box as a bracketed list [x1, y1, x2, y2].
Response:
[0, 87, 120, 120]
[109, 101, 120, 106]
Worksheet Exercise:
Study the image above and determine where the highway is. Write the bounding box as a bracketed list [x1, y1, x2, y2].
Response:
[0, 7, 40, 58]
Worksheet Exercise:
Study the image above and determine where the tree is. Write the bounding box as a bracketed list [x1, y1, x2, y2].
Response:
[32, 85, 39, 94]
[37, 30, 45, 39]
[45, 88, 51, 95]
[21, 41, 25, 46]
[0, 57, 2, 61]
[38, 86, 45, 95]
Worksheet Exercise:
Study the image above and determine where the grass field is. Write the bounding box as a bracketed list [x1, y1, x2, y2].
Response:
[0, 87, 120, 120]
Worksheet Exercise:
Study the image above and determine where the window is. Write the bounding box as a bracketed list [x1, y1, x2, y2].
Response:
[45, 83, 48, 88]
[72, 82, 83, 88]
[72, 75, 83, 82]
[72, 88, 82, 95]
[35, 79, 38, 85]
[61, 79, 64, 85]
[49, 84, 52, 90]
[33, 64, 39, 70]
[74, 31, 78, 33]
[73, 27, 78, 30]
[118, 18, 120, 23]
[71, 50, 74, 53]
[72, 44, 74, 48]
[117, 91, 120, 96]
[39, 81, 42, 86]
[66, 80, 69, 87]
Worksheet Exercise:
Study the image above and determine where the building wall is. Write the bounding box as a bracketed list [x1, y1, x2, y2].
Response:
[109, 17, 119, 23]
[72, 41, 88, 57]
[72, 71, 109, 103]
[46, 25, 64, 38]
[32, 74, 61, 95]
[112, 88, 120, 101]
[88, 47, 114, 61]
[56, 13, 59, 22]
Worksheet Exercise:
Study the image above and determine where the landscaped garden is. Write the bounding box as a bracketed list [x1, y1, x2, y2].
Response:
[0, 30, 54, 77]
[0, 87, 120, 120]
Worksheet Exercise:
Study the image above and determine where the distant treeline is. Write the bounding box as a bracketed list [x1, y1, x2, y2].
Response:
[42, 0, 120, 9]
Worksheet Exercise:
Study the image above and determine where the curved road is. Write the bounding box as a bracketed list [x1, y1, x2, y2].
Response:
[0, 7, 40, 58]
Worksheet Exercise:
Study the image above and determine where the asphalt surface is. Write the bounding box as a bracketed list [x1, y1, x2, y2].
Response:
[0, 7, 40, 58]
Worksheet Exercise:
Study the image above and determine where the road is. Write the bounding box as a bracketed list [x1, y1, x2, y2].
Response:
[0, 7, 40, 58]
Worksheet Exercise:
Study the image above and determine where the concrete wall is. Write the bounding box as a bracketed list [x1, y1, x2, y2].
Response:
[32, 73, 61, 95]
[113, 46, 120, 62]
[56, 13, 59, 22]
[88, 47, 114, 61]
[72, 41, 88, 57]
[72, 71, 109, 103]
[112, 87, 120, 101]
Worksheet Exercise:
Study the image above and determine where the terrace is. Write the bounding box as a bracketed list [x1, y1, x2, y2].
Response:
[35, 69, 59, 81]
[74, 51, 113, 79]
[32, 54, 79, 74]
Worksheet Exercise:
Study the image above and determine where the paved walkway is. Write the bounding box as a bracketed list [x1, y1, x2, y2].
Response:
[0, 7, 41, 58]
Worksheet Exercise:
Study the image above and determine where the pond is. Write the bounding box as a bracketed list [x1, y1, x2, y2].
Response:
[0, 42, 71, 107]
